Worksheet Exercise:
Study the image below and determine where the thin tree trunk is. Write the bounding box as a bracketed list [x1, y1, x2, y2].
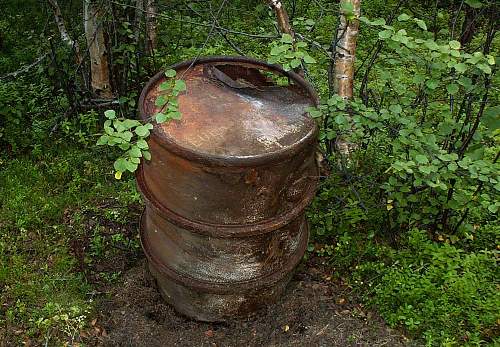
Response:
[265, 0, 295, 40]
[135, 0, 144, 47]
[334, 0, 360, 100]
[145, 0, 157, 55]
[47, 0, 82, 64]
[459, 6, 477, 46]
[333, 0, 361, 156]
[84, 0, 112, 98]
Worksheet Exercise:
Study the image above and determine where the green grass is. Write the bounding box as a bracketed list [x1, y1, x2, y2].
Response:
[0, 146, 141, 345]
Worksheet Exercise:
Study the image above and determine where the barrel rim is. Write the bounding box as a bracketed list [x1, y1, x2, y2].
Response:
[138, 55, 319, 167]
[140, 211, 309, 294]
[136, 165, 318, 237]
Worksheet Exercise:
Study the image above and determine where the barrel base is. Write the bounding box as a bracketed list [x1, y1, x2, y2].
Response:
[149, 263, 294, 322]
[143, 218, 309, 322]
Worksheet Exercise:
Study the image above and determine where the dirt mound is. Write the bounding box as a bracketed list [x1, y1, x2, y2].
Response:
[95, 259, 410, 347]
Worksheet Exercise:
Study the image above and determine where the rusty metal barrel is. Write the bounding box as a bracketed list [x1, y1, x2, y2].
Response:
[137, 56, 319, 321]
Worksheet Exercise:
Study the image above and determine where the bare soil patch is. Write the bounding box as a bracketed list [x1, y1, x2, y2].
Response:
[93, 257, 412, 347]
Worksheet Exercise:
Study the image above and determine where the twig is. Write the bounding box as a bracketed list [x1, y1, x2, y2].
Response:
[0, 53, 48, 80]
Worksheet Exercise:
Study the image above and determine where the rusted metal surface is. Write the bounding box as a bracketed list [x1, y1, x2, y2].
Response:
[137, 56, 319, 321]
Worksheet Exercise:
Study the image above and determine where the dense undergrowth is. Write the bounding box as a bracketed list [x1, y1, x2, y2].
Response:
[1, 0, 499, 345]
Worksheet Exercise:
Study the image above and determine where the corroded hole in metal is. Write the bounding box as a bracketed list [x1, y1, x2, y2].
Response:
[143, 62, 316, 158]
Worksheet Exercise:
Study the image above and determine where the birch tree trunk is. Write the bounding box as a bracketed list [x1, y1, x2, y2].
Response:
[334, 0, 361, 156]
[47, 0, 82, 64]
[145, 0, 158, 55]
[84, 0, 112, 98]
[334, 0, 360, 100]
[264, 0, 295, 40]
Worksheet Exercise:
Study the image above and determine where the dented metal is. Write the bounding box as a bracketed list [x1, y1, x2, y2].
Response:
[137, 56, 319, 321]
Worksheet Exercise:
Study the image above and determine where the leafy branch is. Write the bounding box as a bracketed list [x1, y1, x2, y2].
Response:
[97, 69, 186, 179]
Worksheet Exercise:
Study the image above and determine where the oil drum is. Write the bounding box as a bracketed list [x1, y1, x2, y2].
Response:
[137, 56, 319, 321]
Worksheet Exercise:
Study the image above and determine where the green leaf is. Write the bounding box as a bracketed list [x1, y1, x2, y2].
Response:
[128, 146, 142, 158]
[414, 19, 427, 31]
[457, 76, 472, 90]
[136, 139, 149, 149]
[270, 45, 288, 56]
[449, 40, 461, 50]
[174, 80, 187, 92]
[125, 160, 138, 173]
[424, 40, 439, 51]
[290, 59, 301, 68]
[104, 125, 114, 135]
[340, 1, 354, 14]
[415, 154, 428, 164]
[123, 119, 141, 129]
[378, 30, 392, 39]
[118, 142, 130, 150]
[488, 204, 498, 213]
[465, 0, 483, 8]
[119, 131, 133, 142]
[97, 135, 109, 145]
[165, 69, 177, 78]
[481, 106, 500, 133]
[142, 150, 151, 161]
[308, 109, 322, 118]
[155, 112, 168, 123]
[104, 110, 116, 119]
[454, 63, 467, 73]
[397, 13, 410, 21]
[477, 63, 492, 74]
[159, 81, 171, 91]
[446, 83, 459, 95]
[389, 104, 402, 114]
[425, 79, 439, 90]
[114, 171, 122, 180]
[169, 111, 182, 120]
[412, 74, 425, 84]
[371, 18, 386, 26]
[114, 158, 128, 172]
[447, 162, 458, 171]
[296, 41, 307, 48]
[303, 55, 316, 64]
[281, 33, 293, 44]
[155, 95, 168, 107]
[418, 166, 431, 174]
[135, 125, 151, 137]
[359, 16, 371, 25]
[305, 19, 315, 26]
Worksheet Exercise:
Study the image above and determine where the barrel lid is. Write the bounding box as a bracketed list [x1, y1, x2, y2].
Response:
[140, 57, 317, 161]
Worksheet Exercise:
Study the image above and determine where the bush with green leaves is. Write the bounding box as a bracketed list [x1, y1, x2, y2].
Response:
[310, 12, 498, 238]
[268, 33, 317, 71]
[305, 5, 498, 345]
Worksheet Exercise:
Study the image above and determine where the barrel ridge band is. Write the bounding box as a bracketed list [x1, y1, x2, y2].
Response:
[138, 55, 319, 168]
[140, 211, 309, 294]
[136, 165, 318, 238]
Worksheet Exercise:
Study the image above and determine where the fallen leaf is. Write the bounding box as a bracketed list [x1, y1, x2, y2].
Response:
[205, 330, 214, 337]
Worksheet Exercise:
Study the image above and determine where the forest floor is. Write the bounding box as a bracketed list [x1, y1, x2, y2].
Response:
[1, 149, 411, 347]
[90, 255, 411, 347]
